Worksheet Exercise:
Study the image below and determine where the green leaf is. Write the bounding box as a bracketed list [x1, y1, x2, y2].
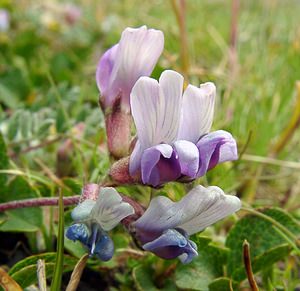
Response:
[231, 244, 291, 281]
[20, 111, 32, 139]
[9, 253, 77, 288]
[0, 83, 19, 109]
[7, 110, 21, 140]
[175, 244, 228, 291]
[37, 119, 55, 138]
[226, 208, 300, 281]
[0, 177, 43, 232]
[0, 132, 9, 188]
[208, 277, 238, 291]
[0, 214, 39, 232]
[133, 265, 158, 291]
[62, 178, 82, 195]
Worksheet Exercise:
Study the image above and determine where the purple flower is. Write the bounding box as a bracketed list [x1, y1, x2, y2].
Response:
[129, 70, 238, 187]
[66, 187, 134, 261]
[134, 185, 241, 263]
[96, 26, 164, 111]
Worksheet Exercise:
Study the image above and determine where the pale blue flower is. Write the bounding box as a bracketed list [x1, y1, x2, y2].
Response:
[66, 186, 134, 261]
[134, 185, 241, 263]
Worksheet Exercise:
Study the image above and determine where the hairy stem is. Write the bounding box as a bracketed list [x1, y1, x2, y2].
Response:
[0, 196, 80, 212]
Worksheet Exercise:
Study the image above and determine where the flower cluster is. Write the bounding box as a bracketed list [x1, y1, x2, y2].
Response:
[66, 26, 241, 264]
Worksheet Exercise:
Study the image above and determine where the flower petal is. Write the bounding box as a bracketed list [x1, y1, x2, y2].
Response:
[130, 77, 160, 148]
[135, 185, 240, 236]
[91, 187, 134, 231]
[178, 82, 216, 143]
[134, 194, 184, 233]
[143, 229, 188, 251]
[141, 144, 181, 186]
[196, 130, 238, 177]
[129, 140, 143, 175]
[96, 26, 164, 109]
[178, 185, 241, 235]
[114, 26, 164, 106]
[96, 44, 119, 106]
[156, 70, 184, 144]
[66, 223, 89, 245]
[131, 71, 183, 149]
[142, 229, 198, 262]
[71, 199, 96, 222]
[173, 140, 199, 177]
[93, 232, 115, 261]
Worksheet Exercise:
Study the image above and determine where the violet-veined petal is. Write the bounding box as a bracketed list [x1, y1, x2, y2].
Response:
[135, 185, 240, 236]
[113, 26, 164, 107]
[178, 82, 216, 143]
[134, 195, 184, 233]
[96, 44, 119, 106]
[178, 186, 241, 235]
[140, 144, 181, 186]
[129, 140, 143, 176]
[71, 199, 96, 222]
[196, 130, 238, 177]
[130, 77, 160, 149]
[91, 187, 134, 231]
[156, 70, 183, 144]
[174, 140, 199, 177]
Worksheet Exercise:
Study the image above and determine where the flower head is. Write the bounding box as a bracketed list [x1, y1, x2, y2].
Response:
[66, 185, 134, 261]
[129, 70, 238, 186]
[134, 185, 241, 263]
[96, 25, 164, 111]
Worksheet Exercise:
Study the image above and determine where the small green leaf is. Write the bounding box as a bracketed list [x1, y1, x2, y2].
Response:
[175, 244, 228, 291]
[0, 84, 19, 109]
[62, 178, 82, 195]
[0, 214, 39, 232]
[231, 244, 291, 281]
[20, 111, 32, 138]
[0, 177, 43, 231]
[133, 265, 158, 291]
[208, 277, 238, 291]
[37, 119, 54, 138]
[7, 110, 21, 140]
[226, 208, 300, 281]
[9, 253, 77, 288]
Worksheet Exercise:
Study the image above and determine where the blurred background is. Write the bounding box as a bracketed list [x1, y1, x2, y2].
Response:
[0, 0, 300, 290]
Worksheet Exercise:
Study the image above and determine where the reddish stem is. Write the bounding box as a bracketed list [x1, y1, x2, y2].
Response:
[0, 196, 80, 212]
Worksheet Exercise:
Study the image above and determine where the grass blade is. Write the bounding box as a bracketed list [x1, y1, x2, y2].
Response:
[50, 189, 64, 291]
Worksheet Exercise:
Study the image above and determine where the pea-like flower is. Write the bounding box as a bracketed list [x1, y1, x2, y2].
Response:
[96, 25, 164, 158]
[134, 185, 241, 263]
[129, 70, 238, 186]
[96, 25, 164, 111]
[66, 186, 134, 261]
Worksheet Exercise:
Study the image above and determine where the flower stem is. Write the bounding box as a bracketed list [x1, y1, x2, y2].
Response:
[243, 240, 259, 291]
[0, 196, 80, 212]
